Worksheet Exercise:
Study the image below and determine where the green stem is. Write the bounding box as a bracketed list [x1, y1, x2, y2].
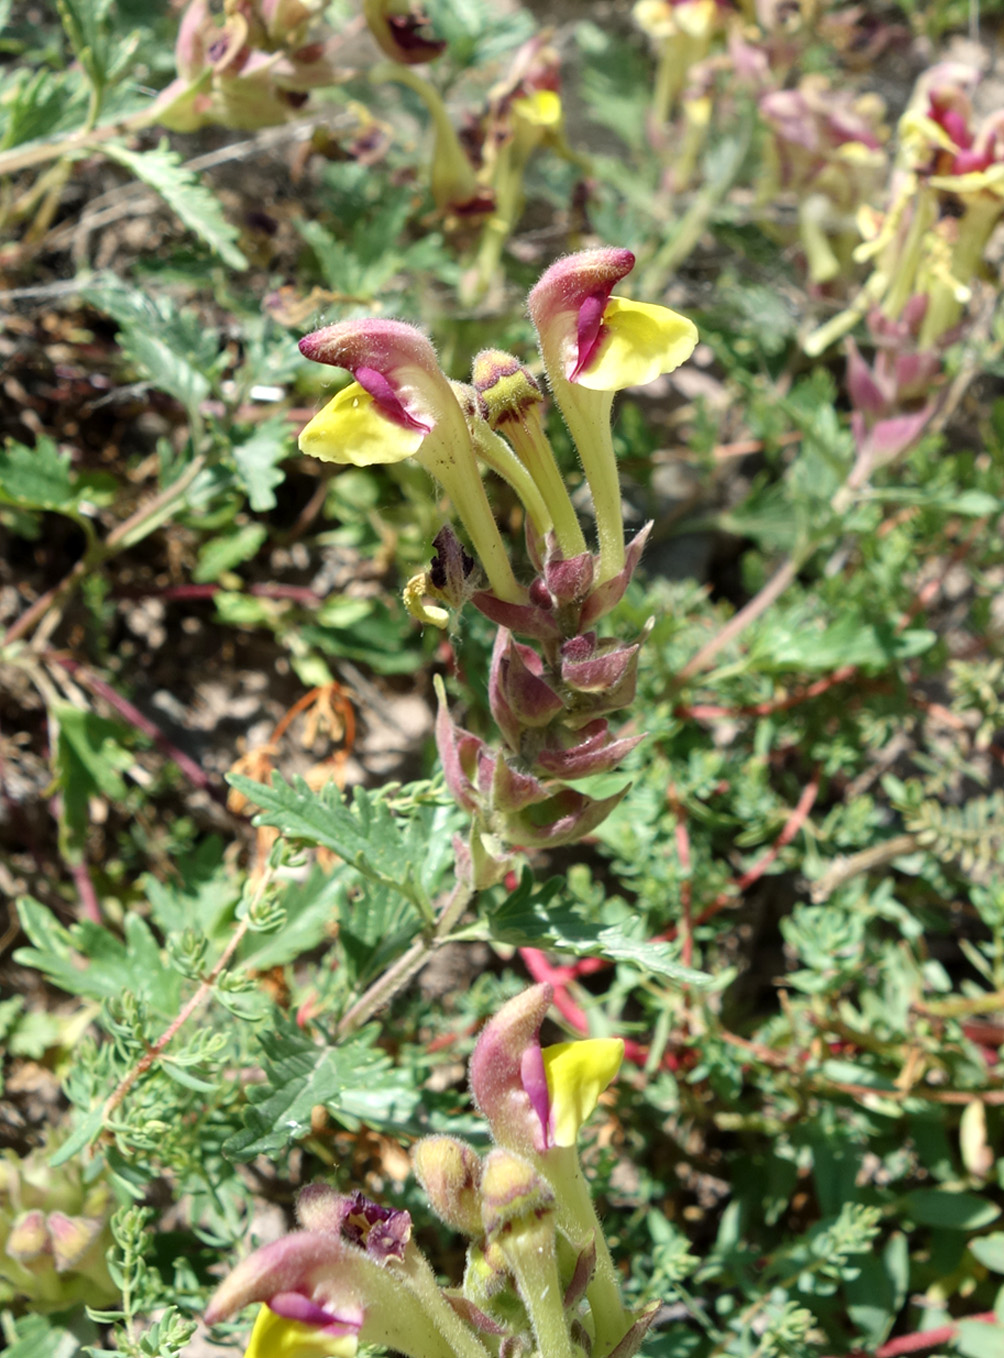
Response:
[469, 423, 553, 540]
[919, 193, 1003, 348]
[500, 1219, 575, 1358]
[417, 441, 526, 604]
[0, 107, 157, 179]
[546, 382, 623, 582]
[372, 63, 480, 211]
[883, 184, 938, 321]
[399, 1245, 492, 1358]
[505, 406, 588, 559]
[336, 880, 475, 1037]
[540, 1146, 630, 1358]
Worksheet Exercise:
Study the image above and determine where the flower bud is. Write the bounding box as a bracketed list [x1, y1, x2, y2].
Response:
[412, 1137, 484, 1237]
[491, 635, 565, 735]
[479, 1150, 556, 1239]
[480, 1152, 571, 1358]
[47, 1212, 104, 1273]
[543, 553, 594, 607]
[472, 352, 544, 428]
[6, 1210, 48, 1264]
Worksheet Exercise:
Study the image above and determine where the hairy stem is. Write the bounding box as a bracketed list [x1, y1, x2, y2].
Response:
[337, 880, 475, 1037]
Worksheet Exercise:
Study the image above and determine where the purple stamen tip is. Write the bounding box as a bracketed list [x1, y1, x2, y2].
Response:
[571, 293, 609, 382]
[268, 1292, 363, 1335]
[520, 1043, 552, 1149]
[355, 366, 432, 434]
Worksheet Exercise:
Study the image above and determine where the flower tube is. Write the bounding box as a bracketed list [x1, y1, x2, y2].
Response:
[527, 249, 698, 582]
[472, 349, 587, 559]
[298, 319, 524, 604]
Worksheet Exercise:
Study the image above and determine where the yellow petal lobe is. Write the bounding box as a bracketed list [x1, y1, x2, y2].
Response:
[928, 165, 1004, 198]
[403, 573, 450, 629]
[246, 1305, 359, 1358]
[577, 297, 699, 392]
[512, 90, 563, 129]
[299, 383, 425, 467]
[541, 1038, 624, 1147]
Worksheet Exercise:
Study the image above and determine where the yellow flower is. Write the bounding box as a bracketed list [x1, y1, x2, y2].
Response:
[528, 248, 697, 581]
[300, 383, 425, 466]
[574, 297, 699, 391]
[298, 319, 524, 605]
[541, 1039, 625, 1147]
[246, 1305, 360, 1358]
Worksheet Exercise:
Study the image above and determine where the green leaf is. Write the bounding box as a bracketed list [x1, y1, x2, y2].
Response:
[48, 1102, 107, 1166]
[0, 436, 78, 511]
[226, 773, 436, 914]
[1, 1310, 95, 1358]
[845, 1232, 908, 1349]
[57, 0, 112, 82]
[870, 486, 1002, 516]
[759, 611, 935, 674]
[299, 597, 421, 675]
[8, 1008, 65, 1058]
[83, 280, 222, 412]
[239, 867, 344, 970]
[0, 66, 88, 151]
[102, 140, 247, 270]
[223, 1022, 419, 1160]
[955, 1319, 1004, 1358]
[144, 837, 241, 939]
[193, 521, 268, 583]
[232, 418, 290, 512]
[971, 1234, 1004, 1273]
[577, 23, 651, 150]
[905, 1189, 1001, 1231]
[53, 705, 135, 860]
[15, 897, 183, 1013]
[488, 873, 711, 986]
[338, 878, 424, 985]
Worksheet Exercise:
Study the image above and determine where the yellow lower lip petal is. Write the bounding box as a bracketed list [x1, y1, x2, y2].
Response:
[541, 1038, 625, 1147]
[299, 383, 426, 466]
[576, 297, 698, 392]
[512, 90, 563, 128]
[246, 1306, 359, 1358]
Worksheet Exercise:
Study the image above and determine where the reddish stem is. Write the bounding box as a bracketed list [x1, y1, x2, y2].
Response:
[519, 774, 820, 1066]
[676, 665, 863, 722]
[667, 784, 693, 970]
[111, 582, 324, 606]
[831, 1311, 997, 1358]
[520, 948, 589, 1031]
[69, 853, 101, 923]
[660, 770, 821, 944]
[50, 654, 229, 807]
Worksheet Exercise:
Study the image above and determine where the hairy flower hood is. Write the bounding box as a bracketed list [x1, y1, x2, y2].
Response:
[298, 319, 461, 464]
[527, 248, 698, 393]
[470, 982, 624, 1154]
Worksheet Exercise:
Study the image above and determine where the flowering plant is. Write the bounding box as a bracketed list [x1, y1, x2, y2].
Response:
[296, 247, 697, 883]
[206, 985, 646, 1358]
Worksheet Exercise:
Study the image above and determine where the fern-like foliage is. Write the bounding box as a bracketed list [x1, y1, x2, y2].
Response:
[905, 792, 1004, 873]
